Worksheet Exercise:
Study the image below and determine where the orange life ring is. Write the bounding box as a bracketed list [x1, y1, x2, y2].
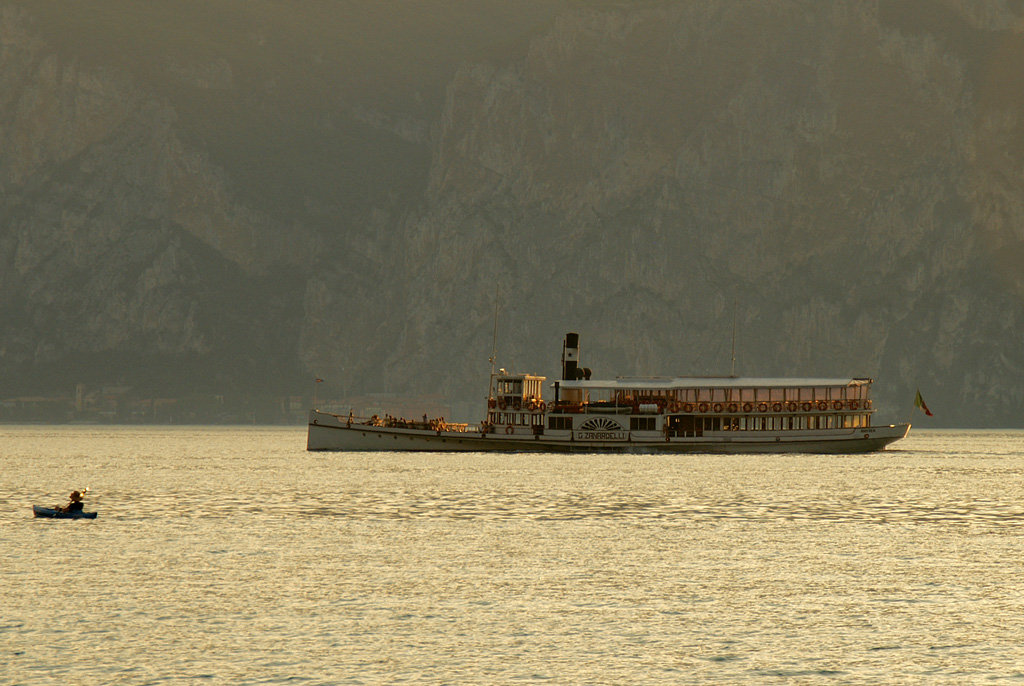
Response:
[758, 402, 768, 412]
[698, 403, 709, 413]
[850, 400, 859, 411]
[539, 401, 547, 412]
[773, 402, 782, 412]
[742, 403, 753, 413]
[498, 398, 507, 410]
[802, 402, 812, 412]
[505, 424, 514, 435]
[488, 399, 496, 409]
[713, 403, 723, 413]
[684, 403, 694, 413]
[865, 400, 872, 409]
[786, 402, 797, 412]
[669, 402, 681, 413]
[818, 401, 827, 411]
[728, 403, 738, 413]
[833, 401, 842, 410]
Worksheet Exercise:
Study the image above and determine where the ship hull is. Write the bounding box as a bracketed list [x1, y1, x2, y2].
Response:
[307, 410, 910, 454]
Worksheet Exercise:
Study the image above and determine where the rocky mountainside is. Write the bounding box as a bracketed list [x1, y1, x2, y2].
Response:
[1, 0, 1022, 426]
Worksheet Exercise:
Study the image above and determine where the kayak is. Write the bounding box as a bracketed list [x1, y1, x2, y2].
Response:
[33, 505, 97, 519]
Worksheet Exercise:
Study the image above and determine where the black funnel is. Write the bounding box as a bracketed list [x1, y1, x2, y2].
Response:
[562, 333, 579, 381]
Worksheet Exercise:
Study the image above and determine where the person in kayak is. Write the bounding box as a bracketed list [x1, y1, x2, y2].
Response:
[61, 491, 84, 514]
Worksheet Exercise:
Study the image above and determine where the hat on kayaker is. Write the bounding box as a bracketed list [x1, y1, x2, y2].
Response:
[70, 491, 82, 501]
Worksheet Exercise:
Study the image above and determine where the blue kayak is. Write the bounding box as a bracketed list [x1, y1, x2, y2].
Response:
[33, 505, 97, 519]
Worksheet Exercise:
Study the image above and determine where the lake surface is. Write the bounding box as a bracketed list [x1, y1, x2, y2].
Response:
[3, 426, 1024, 684]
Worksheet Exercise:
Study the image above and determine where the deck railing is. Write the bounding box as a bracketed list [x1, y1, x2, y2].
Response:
[328, 411, 472, 433]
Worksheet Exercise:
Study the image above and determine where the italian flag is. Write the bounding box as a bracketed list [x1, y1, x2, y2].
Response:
[914, 389, 933, 417]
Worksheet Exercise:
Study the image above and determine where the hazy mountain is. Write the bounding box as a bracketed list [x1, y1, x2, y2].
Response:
[2, 0, 1022, 426]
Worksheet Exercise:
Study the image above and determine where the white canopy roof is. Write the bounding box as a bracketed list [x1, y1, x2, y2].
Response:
[555, 376, 872, 390]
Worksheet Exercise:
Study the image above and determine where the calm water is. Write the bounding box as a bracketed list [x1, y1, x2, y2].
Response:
[3, 427, 1024, 685]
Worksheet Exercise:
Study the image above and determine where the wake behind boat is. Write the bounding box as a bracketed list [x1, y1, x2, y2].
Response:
[308, 333, 910, 454]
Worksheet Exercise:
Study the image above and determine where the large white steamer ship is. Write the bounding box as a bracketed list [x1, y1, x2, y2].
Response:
[307, 333, 910, 453]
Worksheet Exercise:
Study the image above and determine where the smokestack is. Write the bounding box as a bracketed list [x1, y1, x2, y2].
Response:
[562, 333, 579, 381]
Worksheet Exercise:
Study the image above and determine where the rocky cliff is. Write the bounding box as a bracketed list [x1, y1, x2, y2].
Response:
[1, 0, 1022, 426]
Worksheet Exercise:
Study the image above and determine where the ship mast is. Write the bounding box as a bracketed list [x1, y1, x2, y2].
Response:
[730, 296, 739, 377]
[486, 286, 500, 409]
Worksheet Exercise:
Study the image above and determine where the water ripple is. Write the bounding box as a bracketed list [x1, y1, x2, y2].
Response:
[5, 426, 1024, 685]
[282, 491, 1024, 526]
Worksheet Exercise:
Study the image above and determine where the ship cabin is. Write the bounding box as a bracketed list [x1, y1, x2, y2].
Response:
[549, 377, 876, 437]
[487, 372, 547, 433]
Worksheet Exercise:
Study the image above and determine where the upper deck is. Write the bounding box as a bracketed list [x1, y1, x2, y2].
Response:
[554, 376, 874, 411]
[557, 376, 872, 391]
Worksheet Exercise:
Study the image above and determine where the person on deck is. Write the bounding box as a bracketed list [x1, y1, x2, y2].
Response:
[61, 491, 84, 514]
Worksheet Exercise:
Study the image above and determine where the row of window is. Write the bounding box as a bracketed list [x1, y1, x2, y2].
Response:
[544, 414, 873, 433]
[667, 414, 869, 438]
[689, 414, 871, 431]
[494, 377, 544, 398]
[489, 412, 545, 427]
[631, 417, 657, 431]
[614, 386, 867, 404]
[549, 416, 573, 430]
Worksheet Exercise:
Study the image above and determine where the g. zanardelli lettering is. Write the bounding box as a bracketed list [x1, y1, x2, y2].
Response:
[576, 430, 627, 441]
[574, 418, 627, 441]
